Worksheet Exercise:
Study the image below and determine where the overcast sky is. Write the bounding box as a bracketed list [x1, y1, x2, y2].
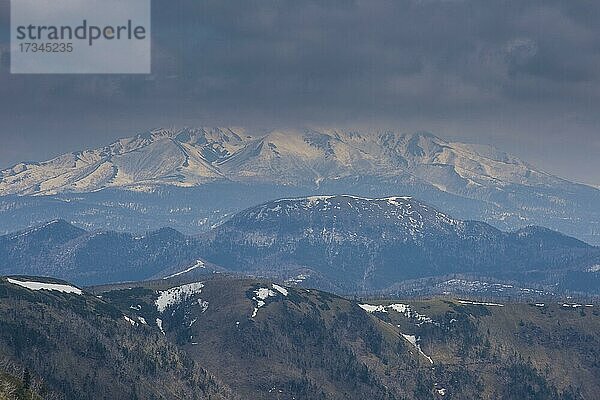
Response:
[0, 0, 598, 186]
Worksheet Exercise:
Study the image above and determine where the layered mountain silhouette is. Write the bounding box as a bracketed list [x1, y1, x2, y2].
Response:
[200, 195, 598, 292]
[1, 196, 597, 294]
[1, 128, 598, 245]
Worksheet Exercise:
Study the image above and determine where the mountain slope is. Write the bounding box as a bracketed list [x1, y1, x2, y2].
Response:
[0, 276, 236, 400]
[0, 128, 236, 195]
[0, 128, 573, 195]
[1, 196, 597, 295]
[199, 195, 598, 292]
[99, 278, 399, 400]
[1, 127, 598, 244]
[1, 274, 598, 399]
[95, 277, 600, 400]
[0, 223, 201, 285]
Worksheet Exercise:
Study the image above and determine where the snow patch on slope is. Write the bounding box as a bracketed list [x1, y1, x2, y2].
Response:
[156, 318, 165, 335]
[8, 220, 66, 240]
[387, 303, 437, 325]
[360, 302, 437, 325]
[6, 278, 82, 295]
[251, 284, 288, 318]
[163, 260, 206, 279]
[155, 282, 205, 313]
[587, 264, 600, 273]
[272, 283, 289, 296]
[457, 300, 504, 307]
[359, 304, 388, 313]
[401, 333, 433, 364]
[284, 274, 309, 285]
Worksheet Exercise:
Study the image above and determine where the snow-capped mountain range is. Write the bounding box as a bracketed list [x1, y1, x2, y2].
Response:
[0, 127, 572, 195]
[0, 127, 598, 244]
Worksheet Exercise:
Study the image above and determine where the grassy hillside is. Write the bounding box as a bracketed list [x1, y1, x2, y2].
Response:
[97, 277, 599, 399]
[1, 275, 598, 399]
[99, 278, 398, 399]
[0, 277, 236, 400]
[360, 298, 599, 399]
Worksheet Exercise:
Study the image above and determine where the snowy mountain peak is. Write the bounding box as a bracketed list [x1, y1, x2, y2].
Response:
[0, 127, 587, 197]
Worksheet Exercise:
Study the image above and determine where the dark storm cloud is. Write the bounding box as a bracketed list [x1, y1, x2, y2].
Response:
[0, 0, 599, 184]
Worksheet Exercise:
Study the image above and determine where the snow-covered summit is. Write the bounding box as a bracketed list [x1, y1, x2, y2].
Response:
[0, 127, 572, 196]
